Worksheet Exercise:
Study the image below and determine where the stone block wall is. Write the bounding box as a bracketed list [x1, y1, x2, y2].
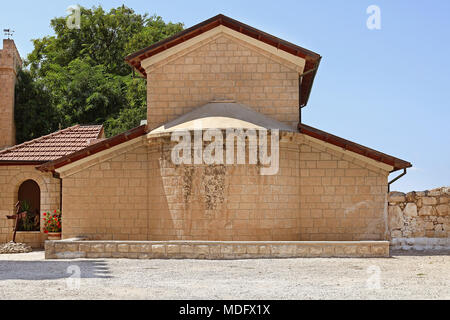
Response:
[298, 136, 389, 241]
[0, 165, 60, 247]
[59, 131, 390, 242]
[0, 39, 22, 149]
[388, 187, 450, 249]
[146, 132, 302, 241]
[61, 139, 149, 240]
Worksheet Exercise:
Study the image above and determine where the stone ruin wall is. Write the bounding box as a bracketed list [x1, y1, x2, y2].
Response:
[388, 187, 450, 250]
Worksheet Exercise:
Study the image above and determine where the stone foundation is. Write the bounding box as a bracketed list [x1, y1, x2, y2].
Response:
[45, 239, 390, 259]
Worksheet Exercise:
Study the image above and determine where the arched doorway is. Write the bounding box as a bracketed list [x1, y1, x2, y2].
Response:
[17, 179, 40, 231]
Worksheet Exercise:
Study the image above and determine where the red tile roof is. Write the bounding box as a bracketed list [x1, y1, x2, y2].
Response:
[37, 125, 147, 172]
[0, 125, 104, 163]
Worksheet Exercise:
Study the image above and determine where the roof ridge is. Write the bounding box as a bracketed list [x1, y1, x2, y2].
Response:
[0, 124, 81, 156]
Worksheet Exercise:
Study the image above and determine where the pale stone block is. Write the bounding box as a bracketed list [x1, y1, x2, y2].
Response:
[357, 245, 371, 256]
[371, 245, 389, 257]
[91, 244, 104, 253]
[209, 245, 221, 258]
[391, 230, 402, 238]
[334, 245, 346, 257]
[419, 206, 433, 216]
[79, 244, 91, 252]
[258, 245, 270, 255]
[246, 245, 259, 254]
[129, 244, 142, 253]
[180, 245, 194, 253]
[232, 245, 246, 254]
[167, 245, 180, 254]
[425, 222, 434, 230]
[105, 244, 117, 252]
[436, 204, 448, 216]
[388, 192, 406, 202]
[112, 252, 127, 258]
[309, 246, 323, 256]
[295, 246, 309, 257]
[195, 245, 210, 255]
[388, 205, 403, 229]
[421, 197, 437, 205]
[279, 245, 296, 256]
[343, 245, 357, 255]
[404, 203, 418, 217]
[322, 246, 335, 256]
[117, 244, 129, 253]
[152, 245, 165, 254]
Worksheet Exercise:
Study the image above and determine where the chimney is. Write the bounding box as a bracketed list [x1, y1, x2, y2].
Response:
[0, 39, 22, 149]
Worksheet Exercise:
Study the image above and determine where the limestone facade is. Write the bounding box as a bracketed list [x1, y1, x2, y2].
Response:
[146, 33, 301, 130]
[0, 165, 60, 247]
[59, 131, 389, 242]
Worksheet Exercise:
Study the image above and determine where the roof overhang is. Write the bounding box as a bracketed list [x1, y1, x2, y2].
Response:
[125, 14, 321, 107]
[298, 123, 412, 172]
[37, 125, 147, 173]
[0, 161, 46, 166]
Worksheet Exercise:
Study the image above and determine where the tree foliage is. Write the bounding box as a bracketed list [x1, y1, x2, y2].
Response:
[15, 5, 183, 143]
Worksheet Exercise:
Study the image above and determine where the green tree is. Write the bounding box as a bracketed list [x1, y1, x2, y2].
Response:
[14, 69, 59, 143]
[16, 5, 183, 142]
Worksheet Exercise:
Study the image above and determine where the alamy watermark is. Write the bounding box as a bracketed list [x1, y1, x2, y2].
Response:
[66, 5, 81, 30]
[366, 265, 381, 289]
[66, 265, 81, 290]
[366, 5, 381, 30]
[171, 128, 279, 175]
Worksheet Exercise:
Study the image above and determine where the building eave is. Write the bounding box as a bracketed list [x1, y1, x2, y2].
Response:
[298, 123, 412, 172]
[37, 125, 148, 172]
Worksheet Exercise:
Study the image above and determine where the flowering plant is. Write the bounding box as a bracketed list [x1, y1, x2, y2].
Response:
[43, 209, 62, 233]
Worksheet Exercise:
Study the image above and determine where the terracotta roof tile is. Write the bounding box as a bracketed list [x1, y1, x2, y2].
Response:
[0, 125, 104, 162]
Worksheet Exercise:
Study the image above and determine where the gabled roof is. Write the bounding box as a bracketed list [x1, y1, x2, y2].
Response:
[0, 125, 104, 164]
[298, 123, 412, 172]
[125, 14, 321, 107]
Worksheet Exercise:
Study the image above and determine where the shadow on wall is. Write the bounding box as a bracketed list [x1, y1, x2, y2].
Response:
[0, 259, 112, 281]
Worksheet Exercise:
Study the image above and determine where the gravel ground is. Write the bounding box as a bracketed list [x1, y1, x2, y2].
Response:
[0, 250, 449, 300]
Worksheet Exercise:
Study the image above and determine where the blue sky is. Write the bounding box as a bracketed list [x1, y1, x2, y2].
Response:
[1, 0, 449, 192]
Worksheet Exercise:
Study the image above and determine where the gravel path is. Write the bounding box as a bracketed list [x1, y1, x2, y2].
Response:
[0, 250, 449, 300]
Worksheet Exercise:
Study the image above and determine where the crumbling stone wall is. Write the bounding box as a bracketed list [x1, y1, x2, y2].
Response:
[388, 187, 449, 249]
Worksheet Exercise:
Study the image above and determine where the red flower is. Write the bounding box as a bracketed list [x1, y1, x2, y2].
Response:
[43, 213, 46, 216]
[44, 230, 48, 234]
[54, 210, 57, 213]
